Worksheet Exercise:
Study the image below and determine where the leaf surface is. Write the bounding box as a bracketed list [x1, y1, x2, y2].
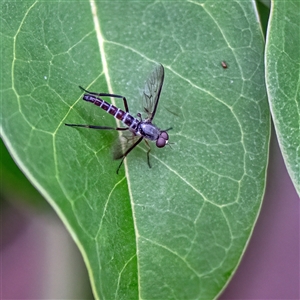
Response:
[1, 1, 269, 299]
[266, 0, 300, 195]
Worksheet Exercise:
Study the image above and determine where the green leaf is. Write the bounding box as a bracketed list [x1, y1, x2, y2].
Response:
[266, 0, 300, 196]
[0, 139, 45, 206]
[1, 1, 269, 299]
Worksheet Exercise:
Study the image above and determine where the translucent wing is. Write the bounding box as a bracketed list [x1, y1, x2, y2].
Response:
[113, 130, 143, 160]
[142, 64, 165, 121]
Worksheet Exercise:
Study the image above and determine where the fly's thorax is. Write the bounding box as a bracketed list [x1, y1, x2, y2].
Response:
[138, 122, 160, 141]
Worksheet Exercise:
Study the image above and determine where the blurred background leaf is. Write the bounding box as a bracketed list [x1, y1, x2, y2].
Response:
[265, 0, 300, 196]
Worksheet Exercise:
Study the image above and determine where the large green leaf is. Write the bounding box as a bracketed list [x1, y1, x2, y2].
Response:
[266, 0, 300, 196]
[1, 1, 269, 299]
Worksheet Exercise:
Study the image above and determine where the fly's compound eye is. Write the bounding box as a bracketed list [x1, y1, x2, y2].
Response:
[156, 131, 169, 148]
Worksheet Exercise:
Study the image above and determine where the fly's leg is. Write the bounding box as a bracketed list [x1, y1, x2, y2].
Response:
[79, 86, 129, 112]
[65, 124, 129, 131]
[144, 140, 152, 168]
[116, 157, 126, 175]
[115, 137, 144, 174]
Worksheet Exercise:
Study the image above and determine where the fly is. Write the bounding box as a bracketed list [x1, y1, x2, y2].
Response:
[65, 64, 171, 173]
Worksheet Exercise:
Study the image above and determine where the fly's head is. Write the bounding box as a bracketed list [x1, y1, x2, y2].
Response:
[156, 131, 169, 148]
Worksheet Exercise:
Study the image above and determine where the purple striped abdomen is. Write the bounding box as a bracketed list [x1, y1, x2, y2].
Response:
[83, 95, 139, 130]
